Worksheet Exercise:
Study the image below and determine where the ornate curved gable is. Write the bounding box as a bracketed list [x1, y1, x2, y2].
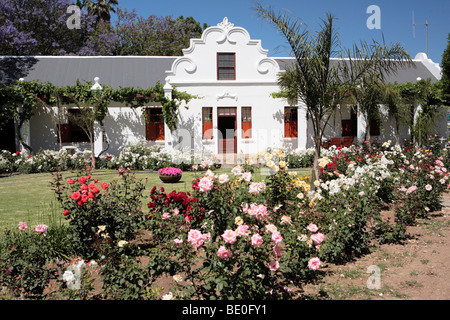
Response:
[165, 17, 280, 85]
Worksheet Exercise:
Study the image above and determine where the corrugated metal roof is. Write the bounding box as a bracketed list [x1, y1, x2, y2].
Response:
[0, 56, 177, 88]
[273, 57, 440, 84]
[0, 55, 440, 88]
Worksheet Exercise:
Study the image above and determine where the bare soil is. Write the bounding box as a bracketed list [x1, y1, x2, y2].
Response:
[302, 191, 450, 300]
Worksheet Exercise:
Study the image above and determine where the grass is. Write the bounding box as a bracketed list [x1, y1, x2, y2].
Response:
[0, 167, 311, 230]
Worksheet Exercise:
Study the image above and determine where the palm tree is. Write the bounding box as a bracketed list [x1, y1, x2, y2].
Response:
[83, 0, 119, 24]
[254, 2, 412, 181]
[384, 83, 405, 146]
[350, 73, 385, 149]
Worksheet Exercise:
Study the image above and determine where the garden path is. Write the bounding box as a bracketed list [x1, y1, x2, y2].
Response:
[304, 192, 450, 300]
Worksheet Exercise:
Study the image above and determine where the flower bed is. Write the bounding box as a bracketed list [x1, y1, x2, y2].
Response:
[1, 137, 449, 300]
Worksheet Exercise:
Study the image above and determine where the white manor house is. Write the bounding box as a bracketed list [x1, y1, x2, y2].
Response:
[0, 18, 446, 158]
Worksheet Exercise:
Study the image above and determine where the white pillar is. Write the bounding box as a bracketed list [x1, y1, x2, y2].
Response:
[297, 106, 308, 150]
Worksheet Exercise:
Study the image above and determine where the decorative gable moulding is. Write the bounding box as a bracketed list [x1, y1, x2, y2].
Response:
[216, 89, 238, 101]
[165, 17, 281, 85]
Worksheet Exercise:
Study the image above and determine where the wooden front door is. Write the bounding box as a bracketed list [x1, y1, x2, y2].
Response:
[218, 107, 236, 154]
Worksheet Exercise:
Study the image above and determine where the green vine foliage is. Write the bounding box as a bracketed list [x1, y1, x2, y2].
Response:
[1, 79, 196, 141]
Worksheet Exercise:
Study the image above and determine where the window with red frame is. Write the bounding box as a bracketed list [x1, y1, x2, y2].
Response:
[284, 107, 298, 138]
[241, 107, 252, 139]
[146, 108, 165, 141]
[202, 107, 213, 139]
[58, 109, 90, 143]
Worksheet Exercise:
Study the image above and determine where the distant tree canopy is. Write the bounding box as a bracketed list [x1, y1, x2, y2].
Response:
[0, 0, 208, 56]
[114, 8, 208, 56]
[441, 33, 450, 105]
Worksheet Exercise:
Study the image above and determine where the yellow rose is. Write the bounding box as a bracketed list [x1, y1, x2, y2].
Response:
[235, 216, 243, 226]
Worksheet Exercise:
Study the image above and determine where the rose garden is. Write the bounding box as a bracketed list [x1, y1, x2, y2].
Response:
[0, 136, 449, 300]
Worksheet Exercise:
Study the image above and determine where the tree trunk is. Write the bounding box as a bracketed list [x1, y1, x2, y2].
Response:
[395, 122, 400, 146]
[97, 120, 109, 158]
[365, 120, 372, 151]
[312, 136, 321, 186]
[90, 140, 96, 169]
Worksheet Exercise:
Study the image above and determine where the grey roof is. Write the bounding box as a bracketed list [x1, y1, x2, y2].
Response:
[0, 56, 176, 88]
[0, 55, 439, 88]
[273, 57, 440, 84]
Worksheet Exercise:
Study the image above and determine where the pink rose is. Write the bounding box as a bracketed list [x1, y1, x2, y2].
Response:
[247, 204, 268, 220]
[222, 229, 237, 244]
[407, 185, 418, 194]
[266, 224, 277, 233]
[310, 233, 325, 245]
[198, 176, 214, 192]
[269, 261, 279, 272]
[251, 233, 263, 247]
[271, 231, 283, 244]
[187, 229, 210, 249]
[249, 182, 265, 195]
[308, 257, 322, 270]
[307, 224, 319, 232]
[217, 246, 232, 259]
[273, 245, 283, 258]
[162, 212, 171, 220]
[35, 224, 48, 236]
[425, 184, 432, 191]
[236, 225, 249, 237]
[174, 238, 183, 245]
[18, 221, 28, 231]
[242, 172, 252, 182]
[173, 208, 179, 215]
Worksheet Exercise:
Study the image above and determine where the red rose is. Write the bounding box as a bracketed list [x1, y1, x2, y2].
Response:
[88, 183, 97, 190]
[88, 192, 95, 199]
[72, 192, 81, 201]
[78, 176, 87, 184]
[94, 179, 99, 183]
[77, 200, 84, 206]
[92, 187, 100, 194]
[81, 194, 89, 203]
[101, 182, 109, 190]
[67, 178, 76, 185]
[63, 210, 70, 217]
[81, 184, 89, 192]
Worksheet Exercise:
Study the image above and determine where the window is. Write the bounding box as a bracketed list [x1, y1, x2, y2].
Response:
[342, 110, 358, 137]
[202, 107, 213, 139]
[369, 119, 380, 136]
[241, 107, 252, 139]
[146, 108, 165, 141]
[58, 109, 90, 143]
[284, 107, 298, 138]
[217, 53, 236, 80]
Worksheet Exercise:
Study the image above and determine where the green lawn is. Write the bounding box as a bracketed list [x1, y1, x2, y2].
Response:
[0, 167, 310, 230]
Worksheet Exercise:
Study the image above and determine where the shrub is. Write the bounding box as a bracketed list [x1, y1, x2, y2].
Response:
[0, 223, 75, 298]
[51, 169, 147, 259]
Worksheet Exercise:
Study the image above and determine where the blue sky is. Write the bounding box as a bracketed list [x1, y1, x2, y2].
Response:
[117, 0, 450, 65]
